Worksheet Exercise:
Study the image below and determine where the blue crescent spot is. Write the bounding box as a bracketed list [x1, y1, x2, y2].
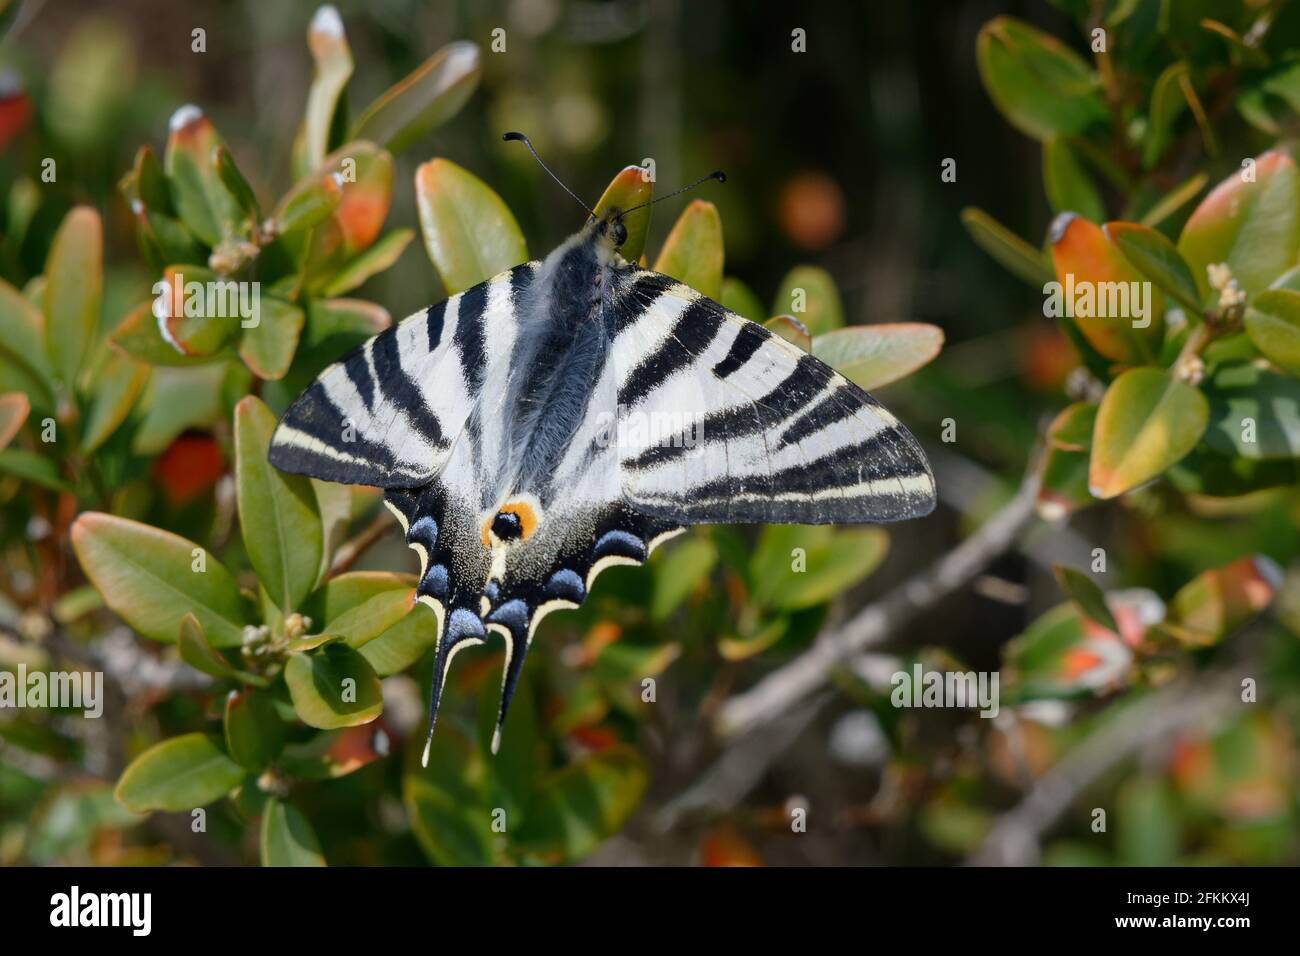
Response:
[484, 580, 500, 604]
[446, 607, 486, 642]
[593, 529, 647, 561]
[544, 568, 586, 603]
[420, 563, 449, 599]
[409, 515, 438, 547]
[486, 598, 530, 636]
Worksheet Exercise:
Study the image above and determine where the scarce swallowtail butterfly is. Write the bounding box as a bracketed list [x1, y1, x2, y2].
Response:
[269, 134, 937, 765]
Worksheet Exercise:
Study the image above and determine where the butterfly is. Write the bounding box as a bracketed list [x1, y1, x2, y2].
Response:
[269, 135, 936, 764]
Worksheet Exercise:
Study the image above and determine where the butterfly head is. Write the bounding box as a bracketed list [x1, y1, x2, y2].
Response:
[592, 208, 629, 251]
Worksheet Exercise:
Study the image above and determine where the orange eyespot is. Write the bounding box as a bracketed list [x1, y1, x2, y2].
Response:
[480, 499, 540, 546]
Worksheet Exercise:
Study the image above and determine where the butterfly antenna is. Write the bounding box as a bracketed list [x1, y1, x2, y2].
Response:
[622, 169, 726, 215]
[503, 131, 596, 219]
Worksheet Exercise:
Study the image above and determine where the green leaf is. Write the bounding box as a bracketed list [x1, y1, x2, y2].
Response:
[1244, 288, 1300, 373]
[225, 688, 285, 770]
[132, 364, 231, 455]
[515, 746, 648, 861]
[302, 570, 415, 625]
[651, 536, 717, 620]
[1089, 368, 1208, 499]
[1144, 62, 1190, 169]
[297, 5, 353, 176]
[750, 526, 889, 611]
[0, 392, 29, 450]
[975, 16, 1107, 141]
[285, 642, 383, 729]
[593, 165, 653, 263]
[260, 798, 326, 867]
[1178, 150, 1300, 299]
[1046, 402, 1096, 452]
[960, 207, 1054, 286]
[1163, 555, 1280, 646]
[415, 158, 527, 294]
[360, 599, 437, 677]
[274, 170, 343, 238]
[812, 323, 944, 390]
[1043, 137, 1105, 222]
[81, 350, 149, 453]
[164, 106, 243, 247]
[326, 586, 415, 648]
[110, 301, 222, 367]
[1053, 565, 1118, 633]
[214, 146, 259, 220]
[0, 279, 56, 408]
[71, 512, 251, 646]
[771, 264, 842, 336]
[178, 612, 241, 681]
[351, 41, 481, 153]
[719, 276, 765, 322]
[404, 724, 496, 866]
[44, 206, 102, 387]
[1105, 220, 1202, 314]
[319, 228, 413, 297]
[115, 734, 245, 813]
[237, 296, 304, 381]
[155, 265, 242, 358]
[652, 200, 724, 300]
[0, 449, 72, 491]
[235, 396, 323, 614]
[1201, 363, 1300, 460]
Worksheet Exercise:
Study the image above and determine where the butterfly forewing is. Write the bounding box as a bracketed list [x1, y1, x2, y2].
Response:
[612, 274, 936, 524]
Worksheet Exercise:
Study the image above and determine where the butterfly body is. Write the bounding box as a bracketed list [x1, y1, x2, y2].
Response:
[270, 208, 935, 761]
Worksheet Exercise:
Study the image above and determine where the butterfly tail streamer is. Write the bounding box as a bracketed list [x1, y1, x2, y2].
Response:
[421, 605, 487, 767]
[485, 599, 533, 754]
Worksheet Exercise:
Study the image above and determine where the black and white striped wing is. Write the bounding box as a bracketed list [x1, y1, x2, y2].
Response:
[268, 267, 534, 489]
[610, 274, 936, 524]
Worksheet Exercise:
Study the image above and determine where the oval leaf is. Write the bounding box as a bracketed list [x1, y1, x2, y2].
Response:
[1244, 288, 1300, 373]
[225, 688, 286, 770]
[771, 265, 842, 336]
[115, 734, 245, 813]
[1178, 150, 1300, 299]
[236, 396, 323, 613]
[351, 41, 481, 153]
[652, 200, 723, 300]
[1089, 367, 1208, 499]
[260, 798, 327, 866]
[812, 323, 943, 390]
[71, 512, 251, 646]
[285, 642, 383, 728]
[44, 206, 102, 386]
[416, 158, 527, 294]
